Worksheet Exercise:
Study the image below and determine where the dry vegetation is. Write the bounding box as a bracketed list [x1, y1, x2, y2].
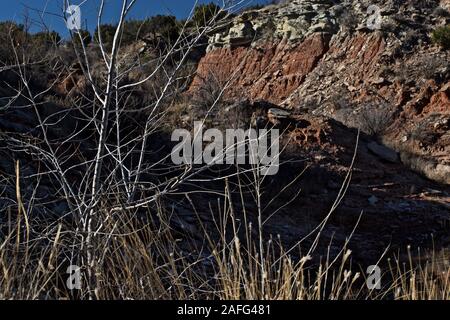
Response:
[357, 102, 396, 138]
[1, 162, 449, 299]
[1, 174, 449, 299]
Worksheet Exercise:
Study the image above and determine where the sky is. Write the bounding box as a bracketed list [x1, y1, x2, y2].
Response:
[0, 0, 271, 37]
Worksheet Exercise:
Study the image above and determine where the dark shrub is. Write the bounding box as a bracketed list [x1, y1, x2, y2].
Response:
[94, 15, 180, 48]
[432, 25, 450, 49]
[94, 23, 116, 48]
[192, 3, 226, 27]
[32, 31, 61, 47]
[0, 21, 27, 64]
[358, 103, 395, 137]
[433, 7, 450, 18]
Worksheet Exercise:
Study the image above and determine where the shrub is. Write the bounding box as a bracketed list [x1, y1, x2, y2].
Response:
[358, 102, 395, 137]
[395, 54, 447, 83]
[136, 15, 179, 42]
[338, 9, 359, 31]
[328, 87, 351, 110]
[191, 70, 226, 115]
[32, 31, 61, 46]
[409, 117, 440, 147]
[192, 3, 226, 27]
[0, 21, 27, 64]
[94, 16, 180, 48]
[433, 7, 450, 18]
[0, 23, 61, 82]
[0, 21, 26, 41]
[431, 25, 450, 49]
[94, 23, 116, 47]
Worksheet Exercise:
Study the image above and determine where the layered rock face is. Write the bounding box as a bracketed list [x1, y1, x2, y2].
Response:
[190, 0, 450, 184]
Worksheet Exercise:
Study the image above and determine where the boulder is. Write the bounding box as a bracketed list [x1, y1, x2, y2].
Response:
[268, 108, 291, 119]
[367, 142, 399, 163]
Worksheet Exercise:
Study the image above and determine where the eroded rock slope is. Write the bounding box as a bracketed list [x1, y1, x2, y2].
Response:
[190, 0, 450, 184]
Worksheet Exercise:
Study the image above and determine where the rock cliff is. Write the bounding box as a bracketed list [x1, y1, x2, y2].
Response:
[190, 0, 450, 184]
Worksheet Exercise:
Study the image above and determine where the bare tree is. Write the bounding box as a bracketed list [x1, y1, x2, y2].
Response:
[1, 0, 246, 298]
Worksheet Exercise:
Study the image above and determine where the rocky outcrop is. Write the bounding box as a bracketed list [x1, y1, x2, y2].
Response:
[191, 32, 330, 104]
[190, 0, 450, 184]
[206, 0, 338, 51]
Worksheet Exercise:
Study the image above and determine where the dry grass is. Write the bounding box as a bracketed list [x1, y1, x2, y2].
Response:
[1, 211, 449, 300]
[1, 163, 448, 300]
